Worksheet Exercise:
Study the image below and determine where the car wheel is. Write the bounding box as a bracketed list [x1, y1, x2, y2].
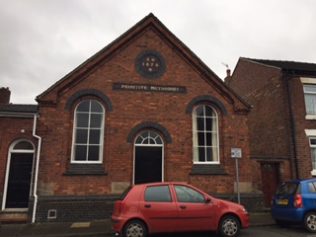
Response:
[305, 212, 316, 233]
[219, 215, 240, 237]
[123, 220, 147, 237]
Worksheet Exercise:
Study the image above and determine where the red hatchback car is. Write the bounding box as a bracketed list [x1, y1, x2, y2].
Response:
[112, 182, 249, 237]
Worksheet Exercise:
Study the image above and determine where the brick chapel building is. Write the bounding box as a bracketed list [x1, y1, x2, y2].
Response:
[227, 57, 316, 206]
[0, 14, 253, 223]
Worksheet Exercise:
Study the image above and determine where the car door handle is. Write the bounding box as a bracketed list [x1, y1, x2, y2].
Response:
[144, 204, 151, 208]
[179, 205, 186, 209]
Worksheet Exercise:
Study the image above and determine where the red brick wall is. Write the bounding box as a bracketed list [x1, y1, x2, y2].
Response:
[230, 60, 292, 160]
[229, 59, 293, 190]
[37, 29, 251, 196]
[288, 77, 316, 178]
[0, 117, 36, 199]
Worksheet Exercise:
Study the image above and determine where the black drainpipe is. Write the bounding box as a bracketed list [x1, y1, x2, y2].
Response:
[285, 72, 299, 179]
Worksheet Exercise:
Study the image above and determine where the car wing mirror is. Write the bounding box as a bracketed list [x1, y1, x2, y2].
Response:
[205, 197, 211, 204]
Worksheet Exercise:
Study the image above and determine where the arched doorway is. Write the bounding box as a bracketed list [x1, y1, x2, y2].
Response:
[2, 140, 35, 210]
[133, 131, 164, 184]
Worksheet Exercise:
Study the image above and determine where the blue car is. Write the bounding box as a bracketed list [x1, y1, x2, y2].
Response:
[271, 178, 316, 232]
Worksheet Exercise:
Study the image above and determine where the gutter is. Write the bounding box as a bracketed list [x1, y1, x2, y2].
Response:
[32, 114, 42, 223]
[0, 112, 35, 118]
[285, 73, 299, 179]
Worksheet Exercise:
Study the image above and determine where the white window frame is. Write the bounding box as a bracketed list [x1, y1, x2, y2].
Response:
[71, 100, 105, 164]
[192, 105, 220, 164]
[305, 129, 316, 176]
[310, 137, 316, 176]
[301, 77, 316, 120]
[134, 131, 164, 146]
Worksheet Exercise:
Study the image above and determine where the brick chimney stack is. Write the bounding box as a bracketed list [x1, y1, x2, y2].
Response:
[224, 69, 232, 85]
[0, 87, 11, 105]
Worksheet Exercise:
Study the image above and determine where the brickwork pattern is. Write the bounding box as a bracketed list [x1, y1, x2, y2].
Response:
[288, 77, 316, 178]
[229, 59, 313, 189]
[36, 28, 251, 198]
[0, 117, 36, 207]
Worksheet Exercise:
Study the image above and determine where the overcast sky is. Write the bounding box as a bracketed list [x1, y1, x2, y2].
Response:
[1, 0, 316, 104]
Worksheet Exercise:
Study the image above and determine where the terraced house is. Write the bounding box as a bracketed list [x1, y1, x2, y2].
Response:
[227, 57, 316, 206]
[0, 14, 254, 223]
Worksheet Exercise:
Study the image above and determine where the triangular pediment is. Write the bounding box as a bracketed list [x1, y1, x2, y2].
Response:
[37, 13, 249, 112]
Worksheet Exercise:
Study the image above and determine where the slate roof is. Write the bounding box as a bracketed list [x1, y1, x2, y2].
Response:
[0, 104, 38, 117]
[244, 58, 316, 75]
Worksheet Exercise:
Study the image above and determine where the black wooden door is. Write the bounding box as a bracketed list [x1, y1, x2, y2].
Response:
[5, 153, 33, 208]
[135, 146, 162, 184]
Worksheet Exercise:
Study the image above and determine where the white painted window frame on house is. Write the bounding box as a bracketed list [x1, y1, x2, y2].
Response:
[305, 129, 316, 176]
[192, 104, 220, 164]
[71, 99, 105, 164]
[301, 77, 316, 120]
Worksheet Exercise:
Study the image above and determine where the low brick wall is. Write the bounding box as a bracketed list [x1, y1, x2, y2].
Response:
[34, 193, 264, 223]
[215, 193, 265, 212]
[35, 195, 119, 222]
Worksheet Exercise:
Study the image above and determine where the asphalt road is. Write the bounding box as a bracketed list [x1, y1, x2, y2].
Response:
[99, 225, 316, 237]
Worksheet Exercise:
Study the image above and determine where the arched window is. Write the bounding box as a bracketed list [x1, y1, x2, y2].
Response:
[135, 131, 163, 146]
[192, 105, 219, 163]
[71, 100, 104, 163]
[12, 140, 34, 151]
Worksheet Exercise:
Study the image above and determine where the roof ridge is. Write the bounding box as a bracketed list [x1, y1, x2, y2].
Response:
[240, 57, 316, 74]
[36, 13, 160, 100]
[242, 57, 316, 65]
[36, 14, 250, 110]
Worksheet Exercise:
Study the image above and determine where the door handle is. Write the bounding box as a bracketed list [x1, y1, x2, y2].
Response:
[144, 204, 151, 208]
[180, 205, 186, 209]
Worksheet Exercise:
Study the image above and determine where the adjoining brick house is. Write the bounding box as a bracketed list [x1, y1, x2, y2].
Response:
[0, 14, 253, 223]
[0, 88, 38, 222]
[227, 57, 316, 206]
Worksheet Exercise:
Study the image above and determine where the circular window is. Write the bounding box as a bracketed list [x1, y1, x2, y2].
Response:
[135, 51, 166, 79]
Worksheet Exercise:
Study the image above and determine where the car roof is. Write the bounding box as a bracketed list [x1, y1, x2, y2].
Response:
[284, 178, 316, 184]
[133, 182, 188, 187]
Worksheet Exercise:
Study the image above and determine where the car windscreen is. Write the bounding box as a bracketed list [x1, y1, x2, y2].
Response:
[276, 182, 298, 195]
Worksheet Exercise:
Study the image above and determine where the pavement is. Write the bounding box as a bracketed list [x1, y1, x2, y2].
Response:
[0, 212, 275, 237]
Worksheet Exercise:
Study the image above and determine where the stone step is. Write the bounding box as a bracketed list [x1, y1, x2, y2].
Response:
[0, 212, 29, 223]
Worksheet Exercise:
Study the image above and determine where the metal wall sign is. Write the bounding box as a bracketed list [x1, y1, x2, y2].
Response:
[231, 147, 242, 204]
[231, 148, 242, 158]
[112, 83, 187, 94]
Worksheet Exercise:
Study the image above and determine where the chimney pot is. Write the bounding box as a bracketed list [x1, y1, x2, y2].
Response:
[226, 69, 231, 77]
[224, 69, 233, 85]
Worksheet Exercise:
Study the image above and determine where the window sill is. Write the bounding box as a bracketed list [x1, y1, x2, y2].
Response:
[190, 164, 227, 175]
[64, 164, 107, 176]
[306, 115, 316, 120]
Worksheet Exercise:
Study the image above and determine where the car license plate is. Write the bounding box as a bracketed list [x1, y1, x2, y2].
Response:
[277, 199, 288, 205]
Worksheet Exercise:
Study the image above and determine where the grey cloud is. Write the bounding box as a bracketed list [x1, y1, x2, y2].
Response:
[1, 0, 316, 103]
